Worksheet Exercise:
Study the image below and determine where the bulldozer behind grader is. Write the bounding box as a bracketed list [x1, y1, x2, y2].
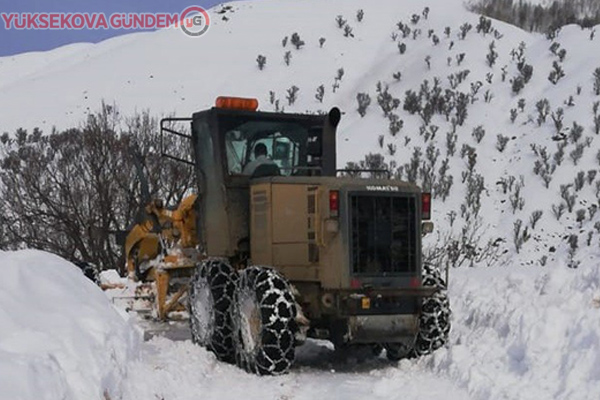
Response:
[123, 96, 450, 375]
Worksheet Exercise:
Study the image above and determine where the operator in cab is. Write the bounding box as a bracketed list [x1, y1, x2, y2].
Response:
[242, 143, 280, 177]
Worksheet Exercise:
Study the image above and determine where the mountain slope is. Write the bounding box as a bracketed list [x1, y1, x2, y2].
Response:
[1, 1, 599, 263]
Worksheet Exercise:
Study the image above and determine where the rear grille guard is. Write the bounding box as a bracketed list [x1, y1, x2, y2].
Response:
[349, 193, 418, 275]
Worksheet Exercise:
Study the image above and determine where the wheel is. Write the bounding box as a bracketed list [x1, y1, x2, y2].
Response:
[412, 264, 451, 357]
[189, 258, 237, 363]
[233, 266, 298, 375]
[422, 263, 447, 288]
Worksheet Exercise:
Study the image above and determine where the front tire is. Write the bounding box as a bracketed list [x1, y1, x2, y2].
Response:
[412, 264, 451, 357]
[233, 266, 298, 375]
[189, 258, 237, 363]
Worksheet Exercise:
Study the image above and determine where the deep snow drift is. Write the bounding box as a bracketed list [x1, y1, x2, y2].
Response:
[0, 250, 140, 400]
[427, 266, 600, 400]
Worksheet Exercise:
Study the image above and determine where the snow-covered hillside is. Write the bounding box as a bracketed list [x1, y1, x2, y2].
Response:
[1, 0, 599, 268]
[2, 0, 600, 398]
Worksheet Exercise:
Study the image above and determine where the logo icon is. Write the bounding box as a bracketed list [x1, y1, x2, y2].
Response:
[179, 6, 210, 37]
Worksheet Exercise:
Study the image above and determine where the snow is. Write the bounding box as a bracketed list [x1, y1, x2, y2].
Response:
[115, 265, 600, 400]
[1, 0, 600, 397]
[121, 337, 471, 400]
[4, 250, 600, 400]
[432, 266, 600, 400]
[100, 269, 125, 286]
[0, 250, 141, 400]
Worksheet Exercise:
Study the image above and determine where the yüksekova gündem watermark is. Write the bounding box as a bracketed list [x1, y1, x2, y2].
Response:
[1, 6, 210, 37]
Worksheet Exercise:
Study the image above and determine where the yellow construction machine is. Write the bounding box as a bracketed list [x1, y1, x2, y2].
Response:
[123, 157, 200, 320]
[120, 96, 450, 375]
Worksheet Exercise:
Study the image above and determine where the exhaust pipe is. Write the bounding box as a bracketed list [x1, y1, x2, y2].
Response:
[322, 107, 341, 176]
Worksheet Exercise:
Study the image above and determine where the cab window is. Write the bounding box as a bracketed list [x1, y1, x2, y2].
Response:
[224, 120, 308, 176]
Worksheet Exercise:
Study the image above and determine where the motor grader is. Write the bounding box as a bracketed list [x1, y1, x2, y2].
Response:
[125, 96, 450, 375]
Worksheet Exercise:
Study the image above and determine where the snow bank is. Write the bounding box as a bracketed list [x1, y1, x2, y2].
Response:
[0, 250, 141, 400]
[414, 264, 600, 400]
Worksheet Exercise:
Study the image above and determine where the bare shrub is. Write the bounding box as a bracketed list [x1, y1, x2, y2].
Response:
[356, 92, 371, 117]
[315, 85, 325, 103]
[530, 210, 543, 229]
[0, 104, 194, 270]
[509, 176, 525, 213]
[496, 134, 509, 152]
[290, 32, 305, 49]
[256, 55, 266, 70]
[286, 85, 299, 105]
[472, 125, 486, 143]
[560, 184, 576, 212]
[552, 203, 566, 221]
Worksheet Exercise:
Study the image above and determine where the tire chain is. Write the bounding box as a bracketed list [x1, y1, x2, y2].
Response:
[234, 266, 298, 375]
[412, 263, 451, 357]
[189, 258, 237, 363]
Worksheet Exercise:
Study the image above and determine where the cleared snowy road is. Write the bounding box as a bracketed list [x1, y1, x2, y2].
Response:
[121, 337, 472, 400]
[122, 265, 600, 400]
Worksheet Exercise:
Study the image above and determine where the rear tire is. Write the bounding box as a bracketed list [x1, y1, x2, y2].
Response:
[233, 266, 297, 375]
[412, 264, 451, 357]
[189, 258, 237, 363]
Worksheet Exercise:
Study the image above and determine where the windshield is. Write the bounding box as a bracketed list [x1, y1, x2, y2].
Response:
[223, 120, 308, 176]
